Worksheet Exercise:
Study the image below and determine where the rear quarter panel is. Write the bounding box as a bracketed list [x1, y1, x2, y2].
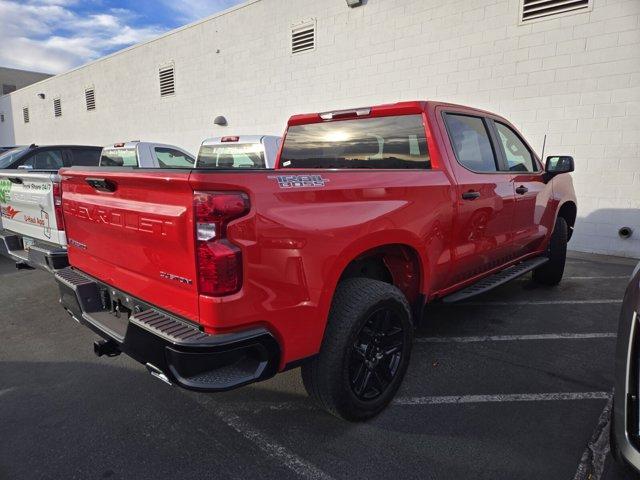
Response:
[190, 169, 455, 364]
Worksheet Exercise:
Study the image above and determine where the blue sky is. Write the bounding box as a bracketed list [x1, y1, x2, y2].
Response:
[0, 0, 244, 74]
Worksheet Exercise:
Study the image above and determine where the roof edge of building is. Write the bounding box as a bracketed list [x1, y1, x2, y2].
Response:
[0, 0, 262, 97]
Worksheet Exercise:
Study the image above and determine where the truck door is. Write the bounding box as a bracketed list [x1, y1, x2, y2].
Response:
[438, 111, 516, 282]
[490, 121, 552, 255]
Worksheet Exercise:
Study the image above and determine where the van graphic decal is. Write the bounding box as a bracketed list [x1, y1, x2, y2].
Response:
[1, 205, 20, 219]
[0, 179, 11, 203]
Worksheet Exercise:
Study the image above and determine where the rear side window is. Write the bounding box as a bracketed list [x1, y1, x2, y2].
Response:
[22, 150, 64, 170]
[70, 149, 100, 166]
[197, 144, 266, 169]
[100, 148, 138, 167]
[154, 147, 194, 168]
[444, 114, 497, 173]
[495, 123, 537, 172]
[279, 115, 430, 169]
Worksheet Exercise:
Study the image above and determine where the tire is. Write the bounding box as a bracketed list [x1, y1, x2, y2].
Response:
[533, 216, 568, 286]
[301, 278, 413, 421]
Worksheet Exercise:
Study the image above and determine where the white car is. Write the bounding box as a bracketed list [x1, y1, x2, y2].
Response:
[196, 135, 281, 169]
[100, 141, 195, 168]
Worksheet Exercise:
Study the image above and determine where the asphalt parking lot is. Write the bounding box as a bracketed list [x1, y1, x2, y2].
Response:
[1, 252, 638, 480]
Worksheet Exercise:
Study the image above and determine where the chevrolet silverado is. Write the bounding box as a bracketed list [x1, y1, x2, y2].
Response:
[53, 101, 577, 420]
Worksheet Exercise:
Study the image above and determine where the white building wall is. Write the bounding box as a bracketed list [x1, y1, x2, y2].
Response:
[0, 0, 638, 257]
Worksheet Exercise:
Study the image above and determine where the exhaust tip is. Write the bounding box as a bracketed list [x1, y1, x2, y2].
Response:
[145, 363, 172, 386]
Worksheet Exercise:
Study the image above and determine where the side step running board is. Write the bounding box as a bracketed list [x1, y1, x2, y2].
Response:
[442, 257, 549, 303]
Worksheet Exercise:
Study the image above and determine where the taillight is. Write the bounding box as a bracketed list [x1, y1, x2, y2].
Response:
[53, 181, 64, 230]
[194, 191, 249, 296]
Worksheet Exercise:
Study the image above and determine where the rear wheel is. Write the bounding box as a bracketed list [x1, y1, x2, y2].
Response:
[533, 216, 568, 286]
[301, 278, 413, 421]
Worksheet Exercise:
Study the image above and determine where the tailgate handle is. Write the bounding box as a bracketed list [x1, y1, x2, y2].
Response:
[7, 177, 23, 184]
[86, 177, 117, 192]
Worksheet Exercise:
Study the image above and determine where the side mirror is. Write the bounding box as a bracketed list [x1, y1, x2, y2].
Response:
[545, 155, 574, 175]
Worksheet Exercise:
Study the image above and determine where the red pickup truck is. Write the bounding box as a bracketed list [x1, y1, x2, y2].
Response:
[54, 101, 576, 420]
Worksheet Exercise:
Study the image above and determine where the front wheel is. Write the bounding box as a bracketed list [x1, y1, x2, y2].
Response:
[301, 278, 413, 421]
[533, 217, 568, 286]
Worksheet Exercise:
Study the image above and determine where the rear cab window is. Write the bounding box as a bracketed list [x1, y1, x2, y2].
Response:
[197, 144, 266, 169]
[100, 148, 138, 167]
[154, 147, 194, 168]
[70, 149, 101, 166]
[279, 115, 430, 169]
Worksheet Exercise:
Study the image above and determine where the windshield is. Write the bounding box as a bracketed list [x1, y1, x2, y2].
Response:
[0, 147, 28, 168]
[196, 143, 265, 169]
[279, 115, 430, 169]
[100, 148, 138, 167]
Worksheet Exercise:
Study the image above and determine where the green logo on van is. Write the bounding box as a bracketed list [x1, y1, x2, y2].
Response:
[0, 179, 11, 204]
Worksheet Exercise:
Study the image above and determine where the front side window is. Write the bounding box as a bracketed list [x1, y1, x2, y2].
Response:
[495, 123, 536, 172]
[197, 144, 266, 169]
[100, 148, 138, 167]
[279, 115, 430, 169]
[444, 114, 497, 173]
[23, 150, 64, 169]
[155, 147, 194, 168]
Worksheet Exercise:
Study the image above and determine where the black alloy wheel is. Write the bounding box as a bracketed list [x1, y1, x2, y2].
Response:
[349, 307, 405, 401]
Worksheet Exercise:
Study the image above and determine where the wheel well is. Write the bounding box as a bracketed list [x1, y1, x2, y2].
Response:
[339, 244, 422, 304]
[557, 202, 577, 240]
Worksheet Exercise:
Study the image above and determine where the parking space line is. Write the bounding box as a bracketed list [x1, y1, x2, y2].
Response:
[215, 409, 335, 480]
[455, 299, 622, 306]
[394, 392, 611, 405]
[416, 332, 616, 343]
[566, 276, 629, 280]
[0, 387, 15, 397]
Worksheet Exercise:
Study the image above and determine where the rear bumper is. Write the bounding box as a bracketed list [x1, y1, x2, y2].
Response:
[54, 267, 280, 392]
[0, 229, 68, 271]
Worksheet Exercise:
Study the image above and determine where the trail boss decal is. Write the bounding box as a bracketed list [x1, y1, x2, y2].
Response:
[269, 174, 329, 189]
[160, 271, 193, 285]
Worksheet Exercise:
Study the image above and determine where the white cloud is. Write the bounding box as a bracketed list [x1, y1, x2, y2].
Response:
[0, 0, 166, 74]
[161, 0, 242, 23]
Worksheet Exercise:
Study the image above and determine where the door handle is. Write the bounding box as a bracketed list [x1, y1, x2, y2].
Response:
[86, 177, 117, 192]
[462, 190, 481, 200]
[515, 185, 528, 195]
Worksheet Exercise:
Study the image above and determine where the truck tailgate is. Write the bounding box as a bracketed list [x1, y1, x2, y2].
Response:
[0, 171, 64, 245]
[61, 169, 199, 321]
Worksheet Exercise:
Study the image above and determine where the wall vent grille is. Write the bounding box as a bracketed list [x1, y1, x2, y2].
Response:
[159, 65, 175, 97]
[85, 88, 96, 110]
[23, 107, 29, 124]
[291, 21, 315, 54]
[54, 98, 62, 117]
[521, 0, 590, 22]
